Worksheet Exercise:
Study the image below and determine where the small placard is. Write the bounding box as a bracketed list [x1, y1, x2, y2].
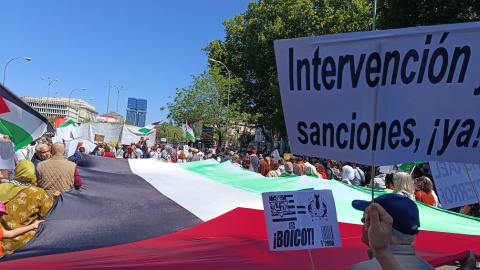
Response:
[262, 189, 342, 251]
[94, 134, 105, 142]
[0, 141, 15, 170]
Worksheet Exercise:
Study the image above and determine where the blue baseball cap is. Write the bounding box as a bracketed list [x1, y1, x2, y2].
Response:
[352, 193, 420, 235]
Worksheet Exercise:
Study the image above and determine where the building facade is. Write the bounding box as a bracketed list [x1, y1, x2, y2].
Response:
[21, 96, 98, 122]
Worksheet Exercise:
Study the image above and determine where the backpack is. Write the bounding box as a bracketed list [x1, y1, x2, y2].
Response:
[179, 150, 186, 160]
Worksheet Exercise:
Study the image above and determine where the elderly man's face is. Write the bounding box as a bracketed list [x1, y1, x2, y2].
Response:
[38, 146, 50, 160]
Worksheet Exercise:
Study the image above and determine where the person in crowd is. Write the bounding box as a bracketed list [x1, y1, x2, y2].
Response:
[258, 159, 270, 176]
[191, 148, 200, 161]
[116, 145, 125, 159]
[36, 142, 82, 199]
[138, 137, 147, 147]
[231, 153, 240, 164]
[462, 203, 480, 218]
[101, 145, 115, 158]
[159, 145, 169, 162]
[135, 144, 143, 159]
[250, 149, 260, 173]
[124, 146, 139, 159]
[385, 173, 395, 192]
[352, 163, 366, 186]
[296, 157, 307, 175]
[0, 203, 44, 258]
[291, 157, 302, 176]
[326, 160, 341, 180]
[305, 164, 322, 178]
[31, 143, 50, 173]
[278, 158, 285, 174]
[177, 146, 187, 163]
[0, 160, 52, 253]
[25, 140, 38, 161]
[242, 156, 253, 171]
[149, 146, 158, 159]
[216, 149, 225, 163]
[197, 150, 205, 160]
[67, 146, 85, 164]
[282, 161, 295, 176]
[342, 164, 356, 184]
[393, 172, 415, 200]
[414, 176, 435, 206]
[266, 161, 281, 177]
[141, 144, 149, 158]
[90, 144, 102, 156]
[350, 193, 435, 270]
[315, 163, 327, 179]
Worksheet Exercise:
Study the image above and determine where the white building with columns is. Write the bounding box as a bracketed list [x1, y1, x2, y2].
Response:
[21, 96, 98, 122]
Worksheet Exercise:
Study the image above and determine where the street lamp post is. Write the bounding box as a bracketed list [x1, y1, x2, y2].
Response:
[41, 77, 60, 97]
[68, 88, 87, 119]
[113, 85, 126, 121]
[3, 57, 32, 85]
[208, 58, 231, 149]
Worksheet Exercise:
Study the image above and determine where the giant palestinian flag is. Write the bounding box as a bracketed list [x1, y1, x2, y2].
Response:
[0, 84, 51, 150]
[1, 155, 479, 269]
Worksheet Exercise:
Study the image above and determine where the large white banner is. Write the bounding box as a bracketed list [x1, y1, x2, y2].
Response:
[56, 123, 156, 146]
[429, 161, 480, 209]
[275, 22, 480, 166]
[262, 190, 341, 251]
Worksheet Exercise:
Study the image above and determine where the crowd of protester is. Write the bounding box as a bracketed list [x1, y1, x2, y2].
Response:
[1, 134, 479, 266]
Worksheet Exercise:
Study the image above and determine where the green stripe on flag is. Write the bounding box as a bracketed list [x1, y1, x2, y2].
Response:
[0, 119, 34, 151]
[181, 160, 480, 235]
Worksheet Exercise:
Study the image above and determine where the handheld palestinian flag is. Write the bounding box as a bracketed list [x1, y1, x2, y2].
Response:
[55, 116, 67, 127]
[0, 83, 51, 151]
[185, 118, 195, 142]
[57, 119, 77, 128]
[138, 121, 161, 134]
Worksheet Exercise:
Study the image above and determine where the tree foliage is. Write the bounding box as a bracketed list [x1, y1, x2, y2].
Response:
[162, 66, 256, 145]
[205, 0, 372, 143]
[156, 122, 185, 143]
[376, 0, 480, 30]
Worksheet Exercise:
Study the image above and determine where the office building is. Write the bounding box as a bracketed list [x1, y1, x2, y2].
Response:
[21, 96, 98, 122]
[125, 97, 147, 126]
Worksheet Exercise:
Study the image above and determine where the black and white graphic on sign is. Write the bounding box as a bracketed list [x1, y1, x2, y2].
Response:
[269, 195, 297, 222]
[320, 226, 335, 247]
[308, 194, 328, 221]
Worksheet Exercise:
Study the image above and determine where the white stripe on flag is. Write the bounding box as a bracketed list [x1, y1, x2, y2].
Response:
[128, 159, 264, 221]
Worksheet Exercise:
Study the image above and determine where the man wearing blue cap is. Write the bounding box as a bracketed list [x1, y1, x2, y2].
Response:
[350, 193, 435, 269]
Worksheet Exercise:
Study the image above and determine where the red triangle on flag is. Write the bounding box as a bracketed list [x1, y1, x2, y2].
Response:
[70, 131, 74, 139]
[0, 95, 11, 114]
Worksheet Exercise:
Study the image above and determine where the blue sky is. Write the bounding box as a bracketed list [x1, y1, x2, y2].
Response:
[0, 0, 252, 125]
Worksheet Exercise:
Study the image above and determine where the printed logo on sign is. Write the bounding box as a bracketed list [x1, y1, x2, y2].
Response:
[308, 194, 328, 221]
[269, 195, 297, 222]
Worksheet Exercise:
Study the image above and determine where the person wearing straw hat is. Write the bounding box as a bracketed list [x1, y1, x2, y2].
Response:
[349, 193, 434, 270]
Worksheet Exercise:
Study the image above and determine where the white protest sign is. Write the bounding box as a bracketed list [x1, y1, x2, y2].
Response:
[0, 141, 15, 170]
[81, 140, 97, 153]
[52, 136, 63, 144]
[262, 190, 341, 251]
[273, 149, 280, 161]
[429, 161, 480, 209]
[275, 22, 480, 166]
[65, 139, 79, 158]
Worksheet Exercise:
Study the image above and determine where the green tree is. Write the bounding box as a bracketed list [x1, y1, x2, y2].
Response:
[81, 118, 91, 123]
[161, 66, 249, 145]
[156, 122, 185, 143]
[205, 0, 372, 144]
[376, 0, 480, 30]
